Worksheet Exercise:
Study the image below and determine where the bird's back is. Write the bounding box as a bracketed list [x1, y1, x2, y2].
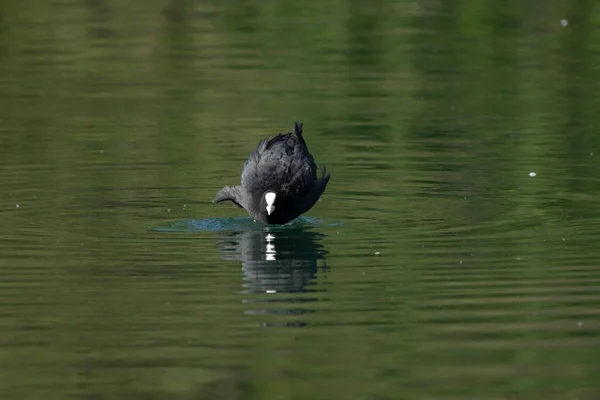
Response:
[241, 122, 317, 197]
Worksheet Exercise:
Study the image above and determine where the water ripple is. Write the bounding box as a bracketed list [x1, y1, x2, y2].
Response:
[151, 216, 342, 233]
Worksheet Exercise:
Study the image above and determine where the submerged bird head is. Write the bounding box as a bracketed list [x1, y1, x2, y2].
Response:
[265, 192, 276, 215]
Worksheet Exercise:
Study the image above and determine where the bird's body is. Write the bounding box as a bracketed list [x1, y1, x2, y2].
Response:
[213, 122, 330, 224]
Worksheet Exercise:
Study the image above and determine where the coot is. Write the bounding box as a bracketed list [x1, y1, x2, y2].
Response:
[213, 122, 330, 224]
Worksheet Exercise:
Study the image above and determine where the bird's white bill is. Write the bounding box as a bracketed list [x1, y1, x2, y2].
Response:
[265, 192, 276, 215]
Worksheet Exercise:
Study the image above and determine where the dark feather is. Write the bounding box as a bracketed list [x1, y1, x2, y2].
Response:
[214, 121, 330, 224]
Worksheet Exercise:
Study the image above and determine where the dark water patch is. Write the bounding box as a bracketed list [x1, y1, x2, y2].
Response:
[152, 216, 342, 233]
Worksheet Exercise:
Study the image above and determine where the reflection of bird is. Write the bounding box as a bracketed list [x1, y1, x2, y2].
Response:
[216, 228, 328, 293]
[213, 122, 330, 225]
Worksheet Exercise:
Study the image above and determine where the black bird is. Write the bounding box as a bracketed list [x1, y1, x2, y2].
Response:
[213, 122, 330, 224]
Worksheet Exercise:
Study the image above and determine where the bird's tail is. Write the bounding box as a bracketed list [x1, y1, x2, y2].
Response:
[293, 121, 304, 137]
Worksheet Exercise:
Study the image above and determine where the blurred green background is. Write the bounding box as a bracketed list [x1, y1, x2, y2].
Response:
[1, 0, 600, 399]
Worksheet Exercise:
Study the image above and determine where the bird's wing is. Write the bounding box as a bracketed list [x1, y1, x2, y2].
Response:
[241, 135, 275, 189]
[213, 185, 245, 208]
[295, 165, 330, 214]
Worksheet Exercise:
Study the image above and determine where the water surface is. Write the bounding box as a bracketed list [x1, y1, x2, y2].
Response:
[1, 1, 600, 399]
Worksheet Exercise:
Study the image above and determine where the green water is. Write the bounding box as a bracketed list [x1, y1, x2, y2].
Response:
[2, 1, 600, 399]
